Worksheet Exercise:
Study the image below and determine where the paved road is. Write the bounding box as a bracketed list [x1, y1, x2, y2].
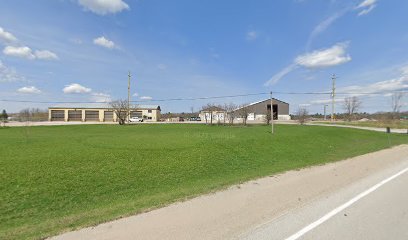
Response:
[239, 161, 408, 240]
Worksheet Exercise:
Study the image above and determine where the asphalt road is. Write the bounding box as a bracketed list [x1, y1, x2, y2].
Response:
[239, 162, 408, 240]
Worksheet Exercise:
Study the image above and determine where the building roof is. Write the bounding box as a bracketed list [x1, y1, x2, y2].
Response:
[49, 103, 160, 110]
[234, 98, 289, 111]
[200, 106, 226, 112]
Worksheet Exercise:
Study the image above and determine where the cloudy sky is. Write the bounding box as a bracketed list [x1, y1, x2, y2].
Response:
[0, 0, 407, 113]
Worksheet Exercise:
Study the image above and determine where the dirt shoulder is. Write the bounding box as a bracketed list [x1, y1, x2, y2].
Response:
[308, 122, 408, 134]
[50, 145, 408, 240]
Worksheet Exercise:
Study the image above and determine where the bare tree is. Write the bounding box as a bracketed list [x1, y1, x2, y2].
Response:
[343, 96, 362, 121]
[201, 103, 216, 125]
[263, 109, 272, 125]
[19, 108, 31, 122]
[190, 106, 194, 114]
[391, 92, 404, 119]
[110, 100, 130, 125]
[297, 107, 309, 125]
[224, 103, 237, 125]
[238, 103, 250, 125]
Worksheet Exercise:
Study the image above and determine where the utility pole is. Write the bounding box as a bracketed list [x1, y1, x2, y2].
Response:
[324, 104, 328, 120]
[270, 91, 274, 134]
[128, 71, 131, 123]
[331, 74, 336, 122]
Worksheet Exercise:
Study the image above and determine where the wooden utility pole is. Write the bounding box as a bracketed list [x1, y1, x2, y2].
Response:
[331, 74, 336, 122]
[270, 91, 274, 134]
[128, 71, 131, 123]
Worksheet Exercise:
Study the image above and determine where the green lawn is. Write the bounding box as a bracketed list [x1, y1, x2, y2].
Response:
[0, 124, 407, 239]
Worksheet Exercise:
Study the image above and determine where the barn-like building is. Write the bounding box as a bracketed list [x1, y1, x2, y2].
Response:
[235, 98, 290, 120]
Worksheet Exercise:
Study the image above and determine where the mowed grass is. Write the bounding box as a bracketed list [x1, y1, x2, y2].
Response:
[0, 124, 407, 239]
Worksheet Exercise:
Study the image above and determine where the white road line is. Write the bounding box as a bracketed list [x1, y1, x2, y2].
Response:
[285, 166, 408, 240]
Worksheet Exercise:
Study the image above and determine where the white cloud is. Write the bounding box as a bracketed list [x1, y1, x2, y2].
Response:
[265, 64, 298, 86]
[265, 42, 351, 86]
[91, 92, 111, 102]
[63, 83, 92, 94]
[17, 86, 41, 94]
[309, 66, 408, 106]
[3, 46, 35, 59]
[93, 36, 116, 49]
[0, 27, 17, 43]
[295, 42, 351, 68]
[78, 0, 129, 15]
[140, 96, 152, 100]
[401, 65, 408, 76]
[306, 11, 346, 49]
[357, 0, 376, 9]
[3, 46, 59, 60]
[356, 0, 377, 16]
[0, 60, 24, 82]
[35, 50, 59, 60]
[246, 31, 258, 41]
[340, 77, 408, 96]
[310, 98, 343, 105]
[133, 92, 139, 97]
[357, 4, 376, 16]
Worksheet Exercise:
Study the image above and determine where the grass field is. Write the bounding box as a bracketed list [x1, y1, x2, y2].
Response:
[316, 120, 408, 129]
[1, 124, 407, 239]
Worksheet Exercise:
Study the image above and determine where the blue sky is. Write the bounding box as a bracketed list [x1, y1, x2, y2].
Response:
[0, 0, 407, 113]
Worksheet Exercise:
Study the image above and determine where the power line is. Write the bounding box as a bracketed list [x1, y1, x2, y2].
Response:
[0, 90, 407, 104]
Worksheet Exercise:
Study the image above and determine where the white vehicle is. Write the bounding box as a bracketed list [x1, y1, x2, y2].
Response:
[129, 117, 144, 122]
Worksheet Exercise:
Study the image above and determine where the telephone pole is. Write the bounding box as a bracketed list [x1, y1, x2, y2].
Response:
[331, 74, 336, 122]
[270, 91, 274, 134]
[128, 71, 131, 123]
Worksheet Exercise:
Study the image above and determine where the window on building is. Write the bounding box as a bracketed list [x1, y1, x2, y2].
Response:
[148, 117, 152, 120]
[148, 110, 152, 113]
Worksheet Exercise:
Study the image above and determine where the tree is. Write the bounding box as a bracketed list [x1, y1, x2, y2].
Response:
[263, 109, 271, 125]
[19, 108, 31, 122]
[0, 109, 8, 127]
[1, 109, 8, 120]
[201, 103, 215, 125]
[110, 100, 130, 125]
[391, 92, 404, 119]
[224, 103, 237, 125]
[343, 96, 362, 121]
[238, 103, 250, 125]
[296, 107, 308, 125]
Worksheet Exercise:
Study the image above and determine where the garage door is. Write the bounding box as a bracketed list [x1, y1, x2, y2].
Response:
[51, 110, 64, 121]
[85, 110, 99, 121]
[104, 111, 114, 122]
[130, 111, 142, 118]
[68, 110, 82, 121]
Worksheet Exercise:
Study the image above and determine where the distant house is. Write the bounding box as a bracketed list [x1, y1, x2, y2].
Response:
[48, 103, 161, 122]
[235, 98, 290, 121]
[199, 106, 226, 123]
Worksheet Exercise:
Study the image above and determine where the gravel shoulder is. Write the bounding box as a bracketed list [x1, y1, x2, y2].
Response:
[308, 122, 408, 134]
